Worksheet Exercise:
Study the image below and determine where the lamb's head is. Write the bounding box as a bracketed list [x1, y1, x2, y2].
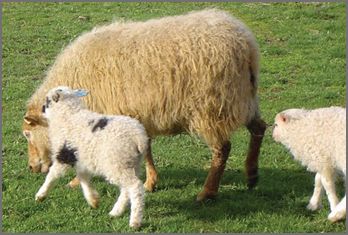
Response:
[42, 86, 89, 119]
[272, 108, 308, 143]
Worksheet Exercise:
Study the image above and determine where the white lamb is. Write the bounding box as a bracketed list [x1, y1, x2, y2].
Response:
[35, 86, 148, 229]
[272, 106, 346, 222]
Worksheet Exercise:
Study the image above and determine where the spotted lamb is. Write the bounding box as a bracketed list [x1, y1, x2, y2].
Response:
[35, 86, 148, 229]
[272, 106, 346, 222]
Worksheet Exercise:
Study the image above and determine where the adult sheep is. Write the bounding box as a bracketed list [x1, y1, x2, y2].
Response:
[22, 9, 267, 201]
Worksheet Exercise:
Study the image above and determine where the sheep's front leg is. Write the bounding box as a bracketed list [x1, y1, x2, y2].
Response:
[143, 139, 158, 192]
[307, 173, 324, 211]
[77, 171, 99, 209]
[245, 117, 266, 189]
[35, 162, 69, 201]
[109, 187, 129, 217]
[328, 195, 346, 222]
[197, 141, 231, 202]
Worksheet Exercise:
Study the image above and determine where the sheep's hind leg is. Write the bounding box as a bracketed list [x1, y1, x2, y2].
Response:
[67, 176, 80, 188]
[143, 139, 158, 192]
[77, 171, 99, 209]
[109, 187, 129, 217]
[196, 141, 231, 202]
[307, 173, 323, 211]
[245, 116, 266, 189]
[128, 180, 145, 229]
[35, 162, 69, 201]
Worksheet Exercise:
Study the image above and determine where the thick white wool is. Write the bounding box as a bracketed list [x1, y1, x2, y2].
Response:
[273, 107, 345, 174]
[36, 87, 148, 228]
[273, 106, 346, 222]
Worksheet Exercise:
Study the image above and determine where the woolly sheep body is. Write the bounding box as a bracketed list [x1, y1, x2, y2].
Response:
[24, 9, 266, 201]
[35, 87, 148, 228]
[272, 106, 346, 222]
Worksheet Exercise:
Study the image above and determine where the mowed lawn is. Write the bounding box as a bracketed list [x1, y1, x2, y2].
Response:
[2, 2, 346, 233]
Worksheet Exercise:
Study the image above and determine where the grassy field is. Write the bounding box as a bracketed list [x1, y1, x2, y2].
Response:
[2, 2, 346, 233]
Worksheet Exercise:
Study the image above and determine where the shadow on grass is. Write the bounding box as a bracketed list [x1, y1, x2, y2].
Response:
[148, 167, 345, 223]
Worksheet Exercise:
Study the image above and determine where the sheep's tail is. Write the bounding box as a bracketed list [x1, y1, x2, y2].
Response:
[248, 37, 260, 98]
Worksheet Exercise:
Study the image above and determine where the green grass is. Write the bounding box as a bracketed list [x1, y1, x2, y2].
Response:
[2, 2, 346, 233]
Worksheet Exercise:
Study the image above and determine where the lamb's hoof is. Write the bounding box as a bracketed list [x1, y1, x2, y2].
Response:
[196, 190, 217, 202]
[130, 221, 141, 229]
[35, 193, 46, 202]
[66, 177, 80, 188]
[109, 209, 123, 217]
[306, 202, 322, 211]
[328, 211, 346, 223]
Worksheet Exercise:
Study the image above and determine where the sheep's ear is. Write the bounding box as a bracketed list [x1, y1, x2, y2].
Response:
[52, 92, 60, 102]
[24, 114, 48, 127]
[24, 115, 39, 126]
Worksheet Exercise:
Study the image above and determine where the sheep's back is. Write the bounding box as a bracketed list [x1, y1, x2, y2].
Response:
[32, 9, 259, 137]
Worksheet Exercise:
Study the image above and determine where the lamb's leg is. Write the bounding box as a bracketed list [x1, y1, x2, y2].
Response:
[197, 141, 231, 202]
[143, 139, 158, 192]
[245, 117, 266, 189]
[35, 162, 69, 201]
[328, 195, 346, 222]
[77, 171, 99, 209]
[307, 173, 324, 211]
[109, 187, 129, 217]
[320, 170, 339, 211]
[127, 180, 145, 229]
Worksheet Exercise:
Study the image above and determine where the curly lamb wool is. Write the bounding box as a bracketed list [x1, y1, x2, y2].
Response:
[35, 86, 148, 228]
[272, 106, 346, 222]
[23, 9, 266, 201]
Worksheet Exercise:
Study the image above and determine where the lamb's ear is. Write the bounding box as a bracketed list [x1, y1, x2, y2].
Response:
[73, 89, 89, 97]
[52, 92, 60, 102]
[278, 113, 290, 123]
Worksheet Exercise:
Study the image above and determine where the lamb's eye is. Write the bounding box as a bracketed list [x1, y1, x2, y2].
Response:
[42, 105, 46, 113]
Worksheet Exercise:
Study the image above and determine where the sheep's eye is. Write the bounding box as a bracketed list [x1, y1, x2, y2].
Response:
[23, 130, 31, 140]
[42, 105, 46, 113]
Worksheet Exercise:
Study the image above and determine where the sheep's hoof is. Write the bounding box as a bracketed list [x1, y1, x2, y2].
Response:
[306, 202, 321, 211]
[247, 175, 258, 189]
[66, 177, 80, 189]
[196, 190, 217, 202]
[328, 211, 345, 223]
[89, 197, 99, 209]
[144, 179, 157, 192]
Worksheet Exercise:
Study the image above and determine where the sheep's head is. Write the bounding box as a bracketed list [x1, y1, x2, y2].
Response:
[42, 86, 89, 119]
[272, 108, 307, 143]
[22, 86, 88, 173]
[23, 108, 50, 173]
